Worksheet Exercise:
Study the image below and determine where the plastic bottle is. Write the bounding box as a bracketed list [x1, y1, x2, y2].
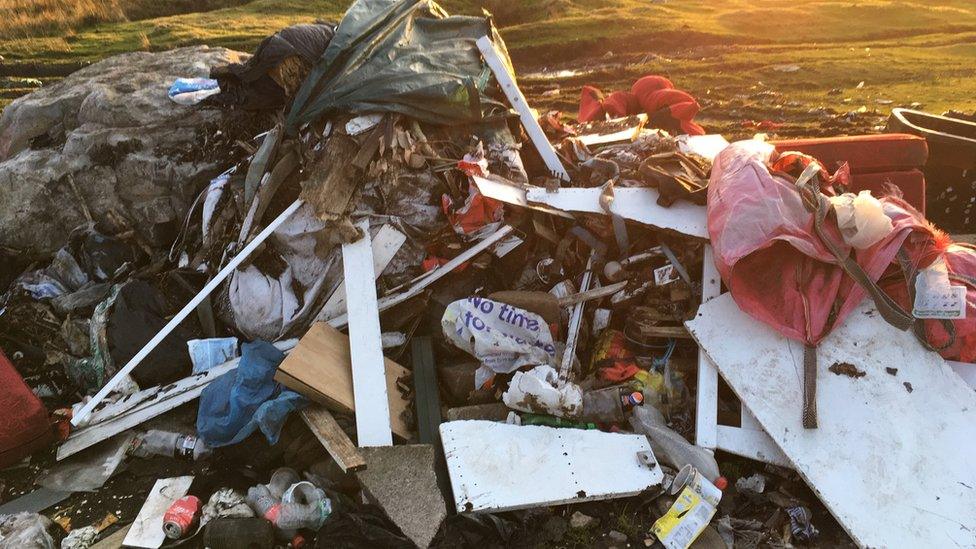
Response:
[580, 386, 644, 423]
[628, 405, 721, 482]
[131, 430, 211, 460]
[246, 469, 332, 539]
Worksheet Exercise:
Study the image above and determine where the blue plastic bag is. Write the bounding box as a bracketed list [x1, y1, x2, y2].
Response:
[168, 78, 220, 105]
[197, 341, 307, 447]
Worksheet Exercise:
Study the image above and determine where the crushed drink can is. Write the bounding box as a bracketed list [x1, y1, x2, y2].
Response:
[163, 495, 201, 539]
[669, 464, 723, 507]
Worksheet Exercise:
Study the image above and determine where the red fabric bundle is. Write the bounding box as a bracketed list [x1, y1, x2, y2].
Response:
[577, 75, 705, 135]
[707, 140, 933, 346]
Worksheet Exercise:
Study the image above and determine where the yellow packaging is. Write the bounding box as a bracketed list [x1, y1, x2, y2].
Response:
[651, 486, 717, 549]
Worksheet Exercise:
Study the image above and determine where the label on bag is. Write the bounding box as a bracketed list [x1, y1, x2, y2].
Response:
[914, 285, 967, 319]
[914, 259, 966, 319]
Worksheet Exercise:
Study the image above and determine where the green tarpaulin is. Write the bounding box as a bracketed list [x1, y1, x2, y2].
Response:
[286, 0, 512, 132]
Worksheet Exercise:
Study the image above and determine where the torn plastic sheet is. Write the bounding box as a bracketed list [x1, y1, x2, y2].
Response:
[202, 173, 231, 243]
[828, 190, 894, 249]
[502, 365, 583, 418]
[226, 202, 340, 341]
[441, 297, 558, 384]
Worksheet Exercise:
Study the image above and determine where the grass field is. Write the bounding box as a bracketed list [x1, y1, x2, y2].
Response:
[1, 0, 975, 136]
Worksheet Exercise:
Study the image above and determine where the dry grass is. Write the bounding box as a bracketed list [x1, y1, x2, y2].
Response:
[0, 0, 248, 39]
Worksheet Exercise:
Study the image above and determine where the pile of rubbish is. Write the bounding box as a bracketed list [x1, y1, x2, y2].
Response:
[1, 0, 975, 548]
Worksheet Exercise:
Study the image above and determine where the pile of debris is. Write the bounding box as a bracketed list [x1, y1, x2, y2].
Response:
[1, 1, 975, 548]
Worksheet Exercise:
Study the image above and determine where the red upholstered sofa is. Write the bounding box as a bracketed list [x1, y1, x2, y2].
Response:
[770, 134, 928, 214]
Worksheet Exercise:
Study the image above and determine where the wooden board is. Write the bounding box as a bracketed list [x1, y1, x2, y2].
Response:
[122, 476, 193, 548]
[687, 294, 976, 548]
[693, 247, 790, 467]
[441, 421, 663, 513]
[300, 406, 366, 472]
[524, 187, 708, 239]
[470, 175, 574, 219]
[341, 220, 393, 447]
[476, 36, 569, 182]
[314, 224, 405, 323]
[275, 323, 412, 439]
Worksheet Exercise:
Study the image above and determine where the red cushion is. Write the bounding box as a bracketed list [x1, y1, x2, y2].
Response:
[771, 134, 928, 174]
[850, 169, 926, 215]
[0, 349, 53, 468]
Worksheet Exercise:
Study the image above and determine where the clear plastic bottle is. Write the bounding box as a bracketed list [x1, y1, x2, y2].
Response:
[131, 430, 212, 460]
[246, 468, 332, 539]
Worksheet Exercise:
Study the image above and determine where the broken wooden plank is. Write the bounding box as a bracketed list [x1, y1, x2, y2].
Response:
[476, 36, 569, 182]
[632, 325, 693, 339]
[275, 323, 412, 439]
[411, 337, 441, 445]
[576, 114, 647, 147]
[530, 186, 708, 238]
[524, 187, 708, 239]
[123, 476, 193, 549]
[687, 294, 976, 548]
[300, 131, 364, 221]
[300, 406, 366, 473]
[73, 199, 305, 426]
[441, 421, 663, 513]
[342, 219, 393, 447]
[314, 224, 406, 323]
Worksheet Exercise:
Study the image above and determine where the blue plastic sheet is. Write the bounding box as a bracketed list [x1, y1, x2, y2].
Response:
[197, 341, 307, 447]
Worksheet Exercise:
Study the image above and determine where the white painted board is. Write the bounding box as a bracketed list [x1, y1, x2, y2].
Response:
[342, 219, 393, 447]
[948, 360, 976, 390]
[314, 224, 406, 323]
[471, 175, 573, 219]
[686, 295, 976, 549]
[525, 187, 708, 239]
[440, 421, 663, 513]
[476, 37, 569, 182]
[123, 476, 193, 548]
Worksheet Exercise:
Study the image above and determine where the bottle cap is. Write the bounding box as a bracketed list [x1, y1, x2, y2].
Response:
[714, 476, 728, 490]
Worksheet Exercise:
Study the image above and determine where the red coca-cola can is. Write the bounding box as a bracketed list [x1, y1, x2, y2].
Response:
[162, 495, 201, 539]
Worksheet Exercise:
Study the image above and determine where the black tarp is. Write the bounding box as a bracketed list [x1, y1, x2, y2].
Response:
[286, 0, 512, 131]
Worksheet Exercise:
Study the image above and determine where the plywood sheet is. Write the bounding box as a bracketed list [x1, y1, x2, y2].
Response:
[686, 295, 976, 549]
[275, 323, 412, 439]
[441, 421, 663, 513]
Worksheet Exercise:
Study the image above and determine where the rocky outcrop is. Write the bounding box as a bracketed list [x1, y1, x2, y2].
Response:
[0, 46, 261, 255]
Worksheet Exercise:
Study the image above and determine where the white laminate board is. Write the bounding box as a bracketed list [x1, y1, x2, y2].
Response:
[687, 295, 976, 548]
